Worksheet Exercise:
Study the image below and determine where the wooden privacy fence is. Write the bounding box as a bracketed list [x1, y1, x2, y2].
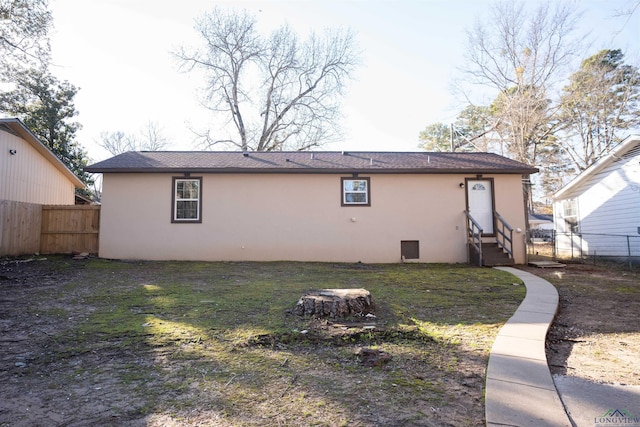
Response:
[0, 201, 100, 256]
[40, 205, 100, 255]
[0, 200, 41, 256]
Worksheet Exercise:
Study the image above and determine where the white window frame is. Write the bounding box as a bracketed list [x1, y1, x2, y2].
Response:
[341, 177, 370, 206]
[561, 198, 579, 233]
[172, 177, 202, 223]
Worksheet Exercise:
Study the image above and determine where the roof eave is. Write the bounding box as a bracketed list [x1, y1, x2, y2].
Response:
[553, 134, 640, 200]
[85, 167, 538, 175]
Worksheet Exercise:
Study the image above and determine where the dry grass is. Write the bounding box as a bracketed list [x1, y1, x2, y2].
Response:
[1, 258, 526, 426]
[519, 261, 640, 385]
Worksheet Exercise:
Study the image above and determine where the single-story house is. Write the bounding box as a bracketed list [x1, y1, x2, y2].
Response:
[85, 150, 538, 264]
[553, 134, 640, 258]
[529, 212, 553, 242]
[529, 212, 553, 230]
[0, 117, 84, 205]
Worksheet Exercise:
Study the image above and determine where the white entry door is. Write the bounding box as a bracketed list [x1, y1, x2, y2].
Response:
[467, 179, 494, 235]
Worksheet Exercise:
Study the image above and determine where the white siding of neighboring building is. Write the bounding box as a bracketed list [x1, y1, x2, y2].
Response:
[582, 147, 640, 231]
[0, 127, 76, 205]
[554, 142, 640, 257]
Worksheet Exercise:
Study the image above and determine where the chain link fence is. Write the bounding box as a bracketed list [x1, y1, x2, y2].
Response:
[527, 230, 640, 269]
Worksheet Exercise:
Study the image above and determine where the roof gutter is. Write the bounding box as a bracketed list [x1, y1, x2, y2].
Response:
[84, 167, 539, 175]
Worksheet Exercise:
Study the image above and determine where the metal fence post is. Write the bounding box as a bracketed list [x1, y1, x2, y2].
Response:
[627, 235, 632, 270]
[570, 229, 574, 260]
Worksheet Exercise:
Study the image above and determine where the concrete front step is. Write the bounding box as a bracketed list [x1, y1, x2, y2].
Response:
[484, 257, 515, 266]
[482, 243, 514, 266]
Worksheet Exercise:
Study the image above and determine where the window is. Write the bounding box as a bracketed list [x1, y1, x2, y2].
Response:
[472, 183, 486, 190]
[562, 199, 577, 217]
[561, 199, 578, 233]
[341, 177, 370, 206]
[172, 177, 202, 223]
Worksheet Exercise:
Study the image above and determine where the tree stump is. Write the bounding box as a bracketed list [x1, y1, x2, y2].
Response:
[357, 348, 392, 367]
[293, 288, 374, 318]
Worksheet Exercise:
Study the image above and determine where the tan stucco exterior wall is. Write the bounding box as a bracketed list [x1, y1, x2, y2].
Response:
[98, 172, 528, 263]
[0, 129, 76, 205]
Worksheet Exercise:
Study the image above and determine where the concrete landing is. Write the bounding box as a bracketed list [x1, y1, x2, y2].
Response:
[528, 260, 567, 268]
[485, 267, 571, 427]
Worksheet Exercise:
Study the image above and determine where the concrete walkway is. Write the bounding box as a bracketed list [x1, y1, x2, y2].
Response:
[485, 267, 572, 427]
[554, 376, 640, 426]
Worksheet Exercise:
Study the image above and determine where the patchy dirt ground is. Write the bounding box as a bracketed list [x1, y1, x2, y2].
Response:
[1, 257, 512, 427]
[519, 263, 640, 386]
[2, 257, 636, 426]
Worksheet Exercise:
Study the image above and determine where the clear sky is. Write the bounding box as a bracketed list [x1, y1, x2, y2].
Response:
[48, 0, 639, 162]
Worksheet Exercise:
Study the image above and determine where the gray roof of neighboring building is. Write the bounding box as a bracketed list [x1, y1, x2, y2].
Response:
[85, 151, 539, 175]
[529, 212, 553, 223]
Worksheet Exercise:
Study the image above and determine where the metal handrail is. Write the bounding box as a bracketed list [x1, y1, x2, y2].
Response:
[464, 210, 483, 266]
[494, 211, 514, 258]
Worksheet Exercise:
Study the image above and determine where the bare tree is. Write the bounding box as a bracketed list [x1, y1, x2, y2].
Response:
[139, 121, 170, 151]
[490, 85, 556, 164]
[98, 121, 170, 156]
[612, 1, 640, 36]
[175, 7, 359, 151]
[461, 1, 583, 165]
[97, 131, 136, 156]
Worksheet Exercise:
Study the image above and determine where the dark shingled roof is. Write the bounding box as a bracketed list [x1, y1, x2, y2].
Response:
[85, 151, 538, 175]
